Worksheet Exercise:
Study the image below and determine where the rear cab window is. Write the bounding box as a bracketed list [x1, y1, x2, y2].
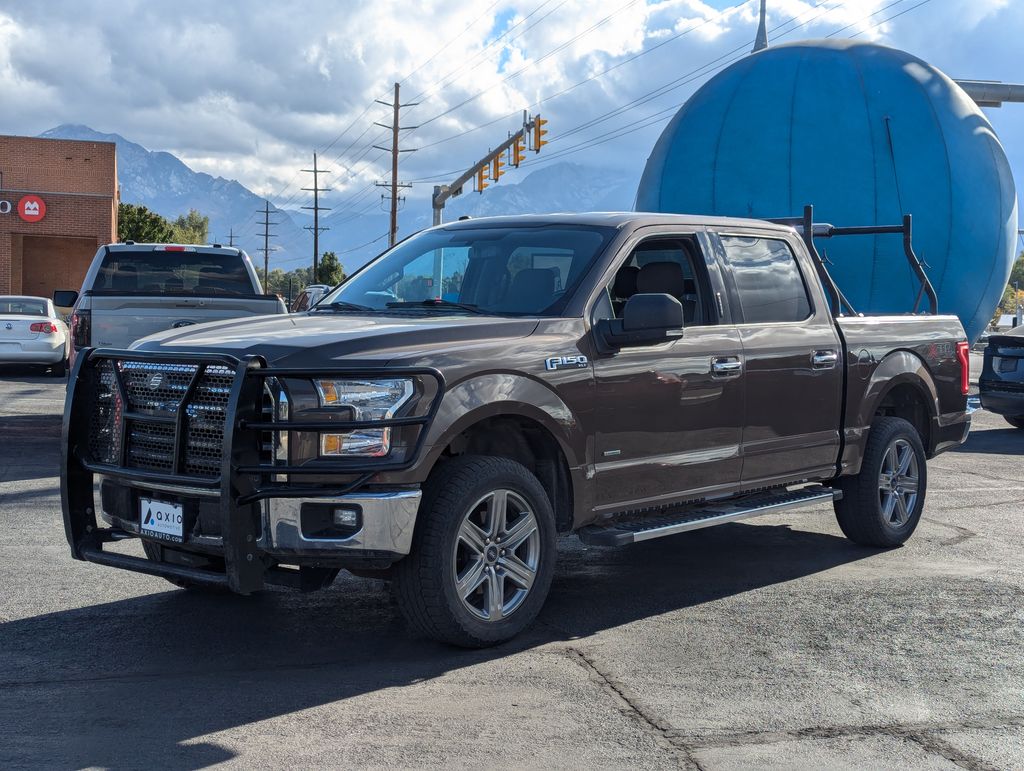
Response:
[719, 236, 812, 323]
[91, 251, 258, 296]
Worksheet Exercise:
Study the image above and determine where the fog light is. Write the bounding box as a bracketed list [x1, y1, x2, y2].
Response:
[333, 507, 360, 528]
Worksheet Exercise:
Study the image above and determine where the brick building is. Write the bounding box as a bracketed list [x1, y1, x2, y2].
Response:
[0, 134, 117, 301]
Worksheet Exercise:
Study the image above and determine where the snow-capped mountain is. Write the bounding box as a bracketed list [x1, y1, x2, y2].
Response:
[37, 124, 640, 272]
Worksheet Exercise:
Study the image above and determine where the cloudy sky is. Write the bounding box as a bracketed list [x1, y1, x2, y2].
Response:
[2, 0, 1021, 240]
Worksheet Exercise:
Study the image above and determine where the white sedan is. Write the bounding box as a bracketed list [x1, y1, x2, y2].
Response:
[0, 295, 70, 377]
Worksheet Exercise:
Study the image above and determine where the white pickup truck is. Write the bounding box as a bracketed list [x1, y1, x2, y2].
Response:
[54, 243, 287, 367]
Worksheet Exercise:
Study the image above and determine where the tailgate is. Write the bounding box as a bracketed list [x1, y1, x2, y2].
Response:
[89, 296, 281, 349]
[983, 332, 1024, 382]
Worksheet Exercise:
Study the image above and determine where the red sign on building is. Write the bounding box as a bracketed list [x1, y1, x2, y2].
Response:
[18, 195, 46, 223]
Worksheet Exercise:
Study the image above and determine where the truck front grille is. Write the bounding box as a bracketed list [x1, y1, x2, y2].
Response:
[84, 358, 236, 479]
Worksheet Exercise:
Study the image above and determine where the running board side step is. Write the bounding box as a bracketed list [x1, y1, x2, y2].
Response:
[578, 485, 841, 547]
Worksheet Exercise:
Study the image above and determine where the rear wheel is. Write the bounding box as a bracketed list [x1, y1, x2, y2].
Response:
[50, 357, 67, 378]
[1005, 415, 1024, 429]
[393, 456, 557, 648]
[834, 417, 927, 547]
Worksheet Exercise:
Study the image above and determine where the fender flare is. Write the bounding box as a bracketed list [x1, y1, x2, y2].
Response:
[862, 351, 940, 423]
[417, 373, 585, 473]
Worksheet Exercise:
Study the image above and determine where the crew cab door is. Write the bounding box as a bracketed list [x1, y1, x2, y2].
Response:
[710, 231, 843, 485]
[587, 231, 745, 514]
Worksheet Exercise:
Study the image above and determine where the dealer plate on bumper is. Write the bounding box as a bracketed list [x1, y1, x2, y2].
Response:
[140, 498, 184, 543]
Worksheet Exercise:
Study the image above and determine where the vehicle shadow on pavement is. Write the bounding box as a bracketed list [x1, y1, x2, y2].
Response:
[0, 521, 874, 768]
[952, 425, 1023, 455]
[0, 365, 63, 382]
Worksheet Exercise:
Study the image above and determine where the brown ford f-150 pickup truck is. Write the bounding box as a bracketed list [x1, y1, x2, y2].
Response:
[61, 209, 971, 646]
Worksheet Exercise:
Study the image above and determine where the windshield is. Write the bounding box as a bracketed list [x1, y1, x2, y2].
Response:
[93, 251, 258, 296]
[320, 225, 615, 316]
[0, 298, 47, 315]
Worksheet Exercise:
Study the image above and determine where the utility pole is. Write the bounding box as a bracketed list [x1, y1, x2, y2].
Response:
[256, 201, 278, 294]
[226, 228, 236, 247]
[374, 82, 417, 248]
[302, 152, 331, 281]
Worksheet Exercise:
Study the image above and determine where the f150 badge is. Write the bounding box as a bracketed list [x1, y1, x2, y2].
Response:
[545, 354, 589, 371]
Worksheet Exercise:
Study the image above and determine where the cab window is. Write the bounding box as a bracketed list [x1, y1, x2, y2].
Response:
[720, 237, 811, 324]
[595, 236, 712, 326]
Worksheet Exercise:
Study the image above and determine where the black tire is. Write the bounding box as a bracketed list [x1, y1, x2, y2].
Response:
[1005, 415, 1024, 430]
[834, 416, 927, 547]
[393, 456, 557, 648]
[142, 541, 228, 592]
[50, 357, 67, 378]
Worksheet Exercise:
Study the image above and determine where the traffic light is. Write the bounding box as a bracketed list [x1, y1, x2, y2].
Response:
[476, 166, 488, 193]
[512, 135, 526, 167]
[492, 153, 506, 182]
[533, 115, 549, 153]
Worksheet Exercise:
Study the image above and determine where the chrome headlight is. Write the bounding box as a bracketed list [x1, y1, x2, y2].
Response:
[313, 378, 415, 457]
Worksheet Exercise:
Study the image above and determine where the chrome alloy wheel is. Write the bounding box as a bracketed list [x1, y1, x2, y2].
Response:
[878, 438, 920, 527]
[452, 489, 541, 622]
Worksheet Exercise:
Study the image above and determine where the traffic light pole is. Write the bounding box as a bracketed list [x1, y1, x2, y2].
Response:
[431, 114, 542, 226]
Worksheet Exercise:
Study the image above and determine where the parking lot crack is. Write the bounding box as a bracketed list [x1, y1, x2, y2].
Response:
[566, 647, 705, 770]
[922, 517, 979, 546]
[670, 715, 1023, 770]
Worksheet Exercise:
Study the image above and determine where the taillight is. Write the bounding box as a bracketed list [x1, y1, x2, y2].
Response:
[70, 309, 91, 348]
[30, 322, 58, 334]
[956, 341, 970, 396]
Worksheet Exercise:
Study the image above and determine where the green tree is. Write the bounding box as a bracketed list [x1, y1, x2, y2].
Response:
[117, 203, 173, 243]
[265, 267, 314, 305]
[170, 209, 209, 244]
[316, 251, 346, 286]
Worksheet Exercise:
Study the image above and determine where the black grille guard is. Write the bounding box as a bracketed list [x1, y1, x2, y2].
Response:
[61, 347, 444, 593]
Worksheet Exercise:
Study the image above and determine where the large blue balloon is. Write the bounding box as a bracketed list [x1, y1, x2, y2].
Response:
[636, 39, 1017, 342]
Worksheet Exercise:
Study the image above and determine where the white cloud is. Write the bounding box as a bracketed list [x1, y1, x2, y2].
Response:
[1, 0, 1022, 237]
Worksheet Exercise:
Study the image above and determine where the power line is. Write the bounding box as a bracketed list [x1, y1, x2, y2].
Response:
[415, 0, 646, 130]
[414, 0, 756, 153]
[400, 0, 503, 88]
[503, 0, 935, 175]
[849, 0, 933, 38]
[405, 0, 567, 105]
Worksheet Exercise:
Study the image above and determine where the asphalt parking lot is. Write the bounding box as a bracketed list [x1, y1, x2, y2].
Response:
[1, 355, 1021, 770]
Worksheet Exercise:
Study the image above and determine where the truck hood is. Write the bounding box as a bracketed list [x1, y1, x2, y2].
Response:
[131, 312, 540, 366]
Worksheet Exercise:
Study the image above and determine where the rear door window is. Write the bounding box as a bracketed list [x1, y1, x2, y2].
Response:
[93, 252, 256, 296]
[720, 237, 811, 323]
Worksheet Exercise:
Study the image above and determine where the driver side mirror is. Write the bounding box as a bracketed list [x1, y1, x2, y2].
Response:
[595, 293, 684, 353]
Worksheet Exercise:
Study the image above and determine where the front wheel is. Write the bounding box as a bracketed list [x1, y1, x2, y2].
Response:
[393, 456, 557, 648]
[1004, 415, 1024, 430]
[834, 416, 927, 547]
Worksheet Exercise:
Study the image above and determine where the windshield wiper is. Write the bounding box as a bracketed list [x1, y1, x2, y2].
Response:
[319, 300, 376, 312]
[385, 299, 486, 314]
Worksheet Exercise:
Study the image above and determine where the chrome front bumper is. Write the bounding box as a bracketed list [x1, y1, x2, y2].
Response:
[262, 490, 422, 555]
[99, 476, 422, 558]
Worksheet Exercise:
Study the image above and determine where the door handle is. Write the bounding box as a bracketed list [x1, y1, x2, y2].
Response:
[811, 350, 839, 369]
[711, 356, 742, 377]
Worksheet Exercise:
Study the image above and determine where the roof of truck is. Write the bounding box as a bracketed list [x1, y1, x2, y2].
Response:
[435, 211, 798, 233]
[105, 243, 243, 254]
